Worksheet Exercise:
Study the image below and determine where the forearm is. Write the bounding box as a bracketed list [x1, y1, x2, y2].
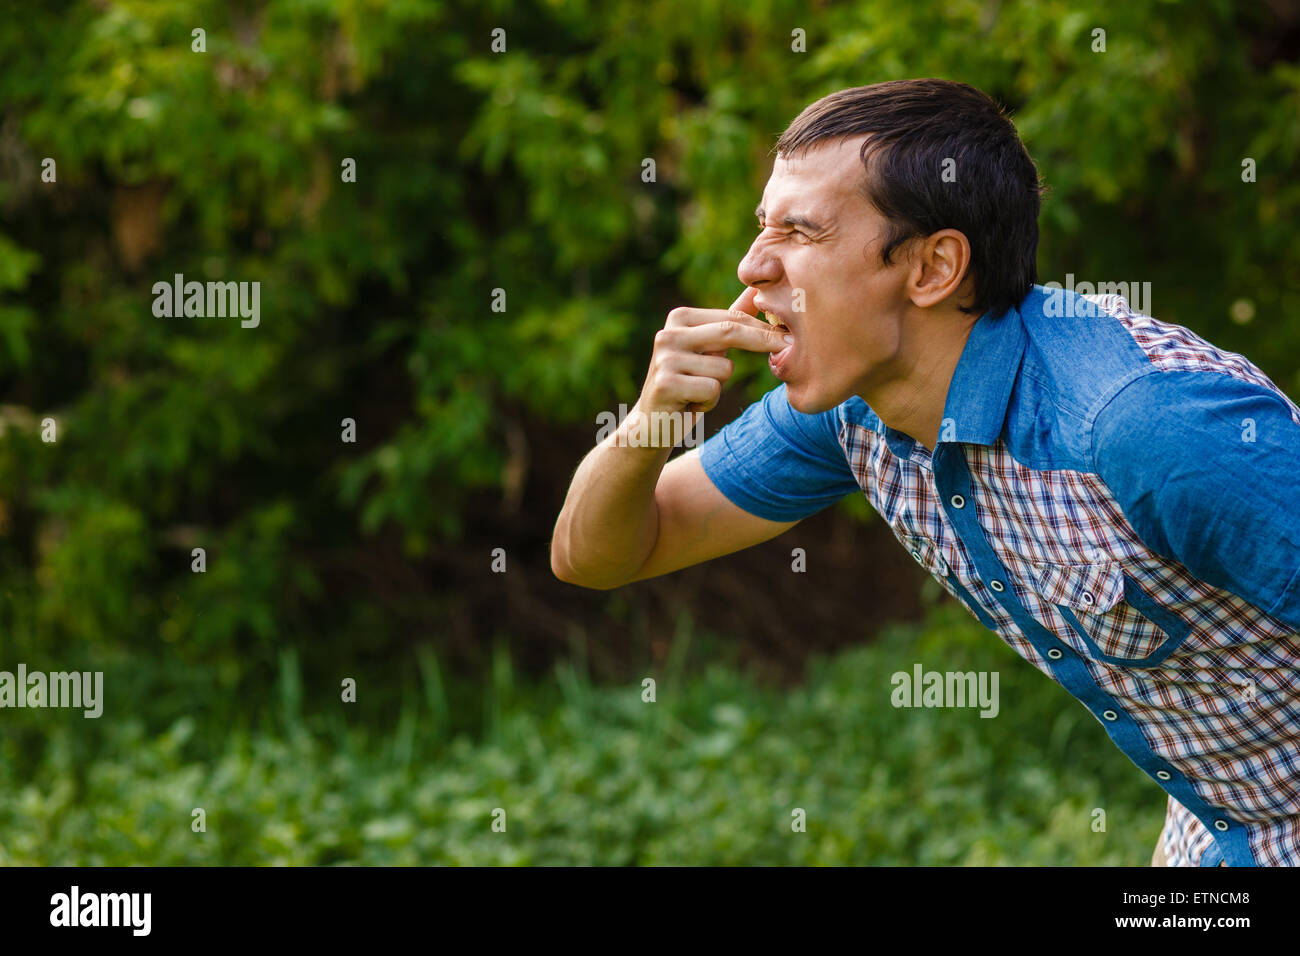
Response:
[551, 411, 674, 589]
[551, 287, 784, 588]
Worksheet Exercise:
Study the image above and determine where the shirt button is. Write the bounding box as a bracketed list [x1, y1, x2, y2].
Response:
[1080, 592, 1094, 606]
[1102, 709, 1118, 721]
[1156, 770, 1172, 781]
[1214, 820, 1230, 832]
[989, 579, 1005, 592]
[1046, 648, 1063, 660]
[950, 494, 966, 508]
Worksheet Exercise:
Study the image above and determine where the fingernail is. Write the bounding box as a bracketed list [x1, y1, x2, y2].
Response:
[783, 335, 794, 344]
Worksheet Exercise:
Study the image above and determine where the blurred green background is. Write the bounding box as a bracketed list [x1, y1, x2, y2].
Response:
[1, 0, 1297, 864]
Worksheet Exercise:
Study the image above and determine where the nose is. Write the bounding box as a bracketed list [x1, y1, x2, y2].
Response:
[737, 232, 782, 289]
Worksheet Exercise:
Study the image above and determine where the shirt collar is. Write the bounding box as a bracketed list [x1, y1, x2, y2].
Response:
[937, 293, 1029, 447]
[873, 290, 1031, 457]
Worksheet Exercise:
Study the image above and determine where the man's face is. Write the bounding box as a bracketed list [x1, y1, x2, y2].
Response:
[739, 134, 914, 414]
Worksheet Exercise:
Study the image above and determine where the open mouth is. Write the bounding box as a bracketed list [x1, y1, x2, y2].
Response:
[763, 312, 795, 378]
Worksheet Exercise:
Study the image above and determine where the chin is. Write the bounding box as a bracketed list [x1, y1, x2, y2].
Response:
[785, 384, 837, 416]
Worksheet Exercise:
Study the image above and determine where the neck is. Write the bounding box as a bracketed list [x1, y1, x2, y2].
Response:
[858, 309, 980, 452]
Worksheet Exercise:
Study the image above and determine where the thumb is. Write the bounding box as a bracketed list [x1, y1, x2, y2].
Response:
[728, 285, 758, 317]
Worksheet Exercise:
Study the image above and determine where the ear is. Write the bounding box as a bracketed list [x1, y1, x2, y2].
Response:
[906, 229, 972, 309]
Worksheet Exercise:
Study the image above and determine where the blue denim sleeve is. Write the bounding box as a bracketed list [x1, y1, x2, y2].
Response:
[1092, 369, 1300, 631]
[696, 384, 861, 522]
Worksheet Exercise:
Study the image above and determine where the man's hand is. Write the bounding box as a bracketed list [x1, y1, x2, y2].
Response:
[635, 286, 790, 418]
[551, 286, 799, 590]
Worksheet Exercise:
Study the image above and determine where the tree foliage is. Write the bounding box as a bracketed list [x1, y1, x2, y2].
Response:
[1, 0, 1298, 685]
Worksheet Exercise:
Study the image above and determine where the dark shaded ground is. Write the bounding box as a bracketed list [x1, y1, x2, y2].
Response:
[421, 384, 929, 687]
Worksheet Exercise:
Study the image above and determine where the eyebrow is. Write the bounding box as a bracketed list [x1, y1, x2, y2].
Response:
[754, 205, 826, 233]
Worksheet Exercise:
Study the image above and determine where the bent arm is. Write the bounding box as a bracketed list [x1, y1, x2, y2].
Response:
[551, 438, 796, 590]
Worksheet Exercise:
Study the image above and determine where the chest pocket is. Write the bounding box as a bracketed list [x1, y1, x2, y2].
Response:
[899, 532, 952, 576]
[899, 533, 999, 631]
[1027, 561, 1192, 667]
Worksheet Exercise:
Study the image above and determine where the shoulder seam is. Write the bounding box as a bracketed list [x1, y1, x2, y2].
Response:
[1087, 366, 1296, 475]
[1085, 366, 1161, 474]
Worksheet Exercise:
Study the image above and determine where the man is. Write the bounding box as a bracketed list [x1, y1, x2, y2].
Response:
[550, 79, 1300, 866]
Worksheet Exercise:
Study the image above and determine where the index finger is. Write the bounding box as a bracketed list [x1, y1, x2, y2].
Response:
[685, 316, 789, 354]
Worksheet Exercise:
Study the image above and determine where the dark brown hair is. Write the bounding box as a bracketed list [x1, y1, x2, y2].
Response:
[774, 79, 1046, 317]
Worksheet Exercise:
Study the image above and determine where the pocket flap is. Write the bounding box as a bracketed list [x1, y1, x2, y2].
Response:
[1029, 561, 1125, 612]
[899, 533, 953, 577]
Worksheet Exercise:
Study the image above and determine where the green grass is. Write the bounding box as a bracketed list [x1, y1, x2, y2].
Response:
[0, 600, 1163, 864]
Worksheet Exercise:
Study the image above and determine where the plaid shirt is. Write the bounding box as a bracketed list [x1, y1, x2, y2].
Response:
[699, 284, 1300, 866]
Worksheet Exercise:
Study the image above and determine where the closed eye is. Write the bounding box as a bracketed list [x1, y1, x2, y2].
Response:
[757, 220, 810, 241]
